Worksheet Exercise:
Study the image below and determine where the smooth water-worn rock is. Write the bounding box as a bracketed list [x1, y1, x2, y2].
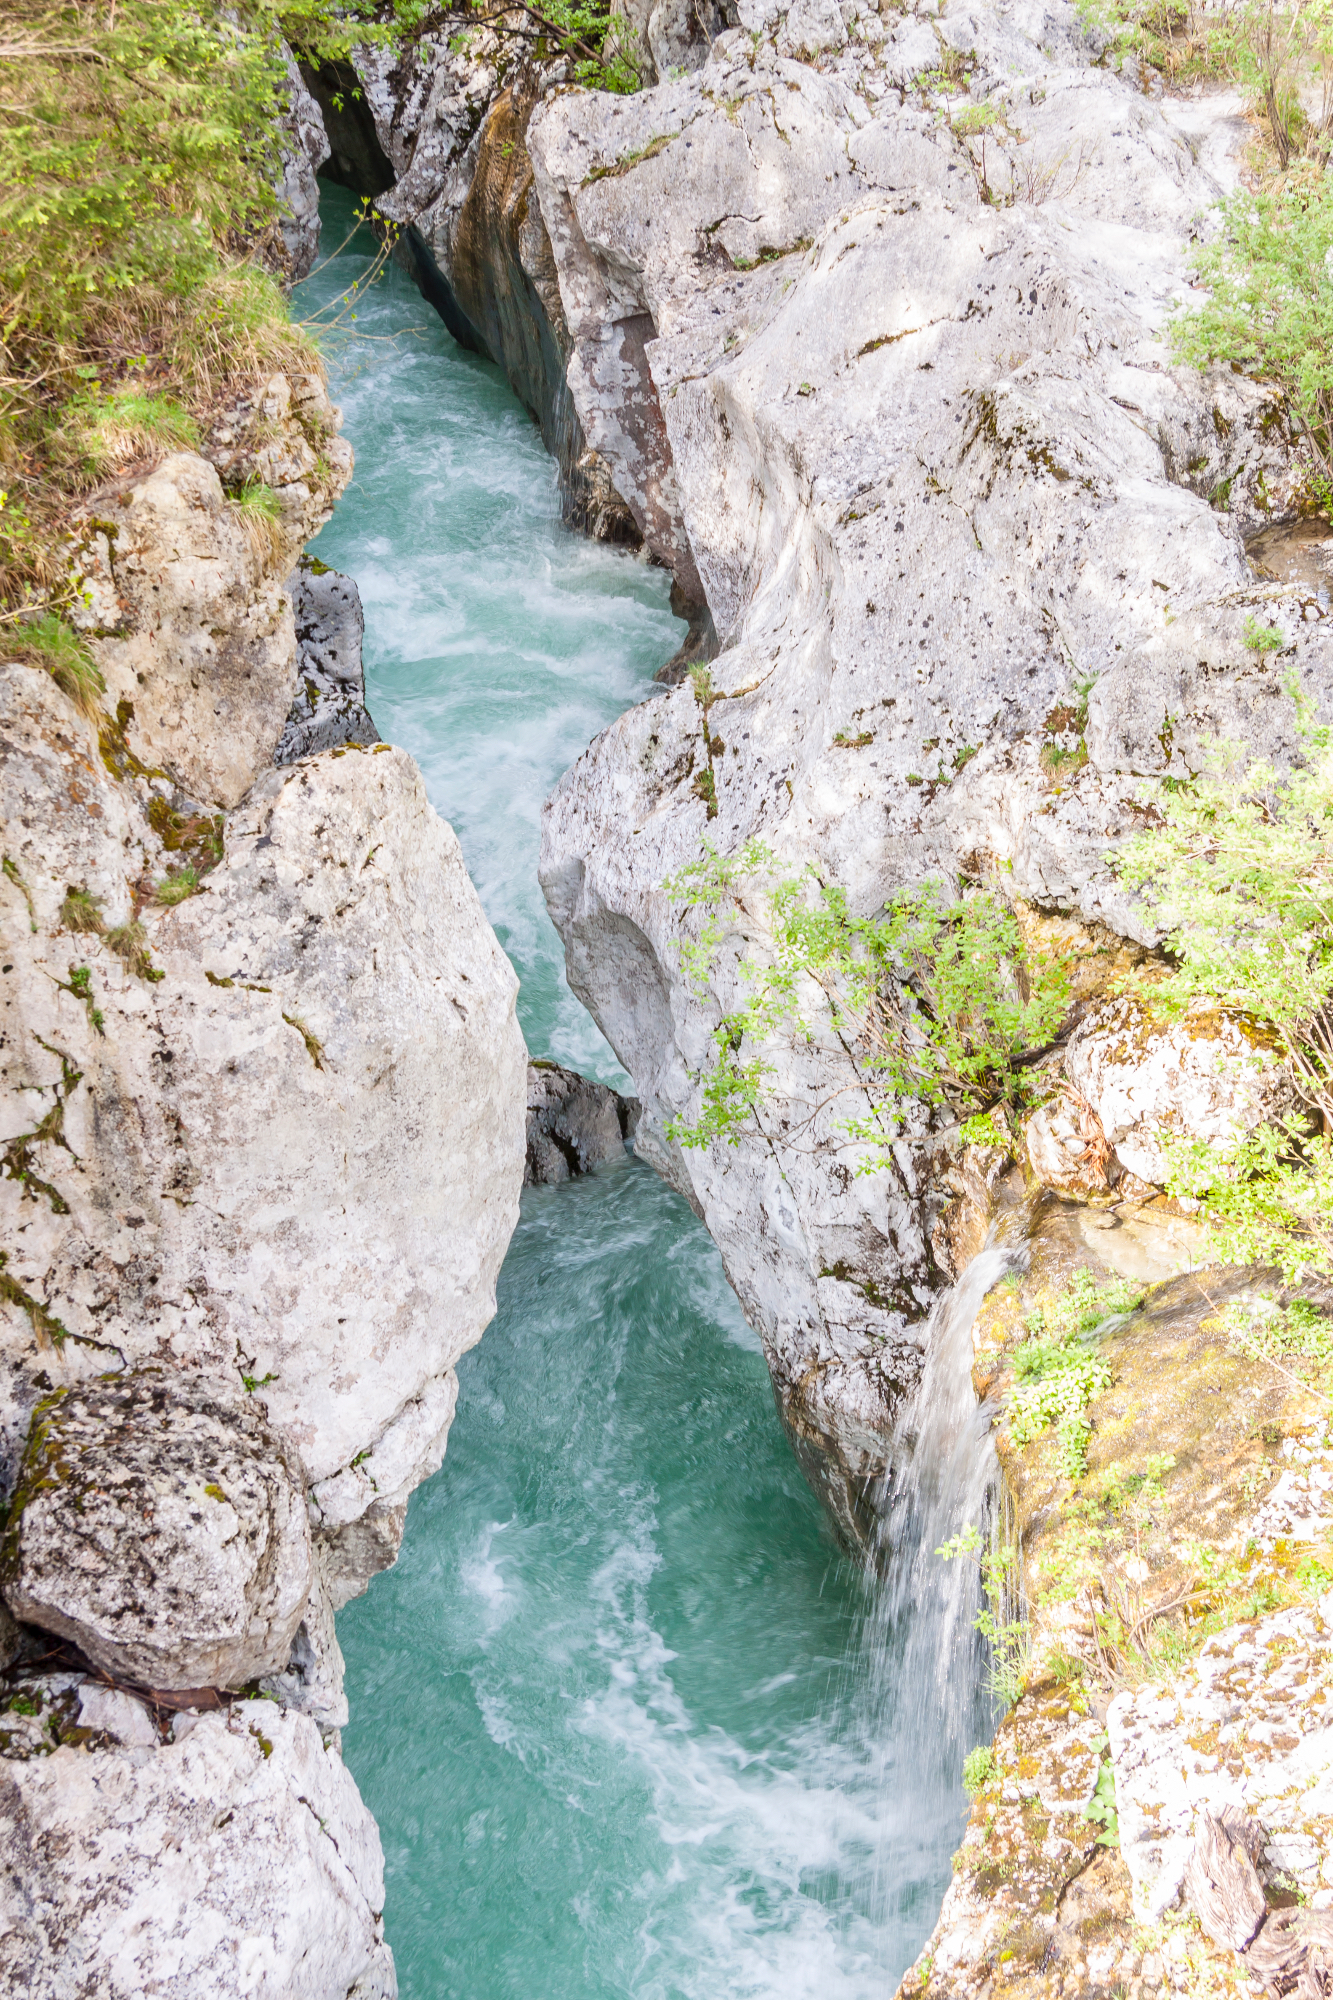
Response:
[0, 1698, 395, 1998]
[524, 1059, 639, 1182]
[3, 1372, 311, 1693]
[307, 33, 643, 544]
[522, 12, 1332, 1461]
[276, 557, 380, 761]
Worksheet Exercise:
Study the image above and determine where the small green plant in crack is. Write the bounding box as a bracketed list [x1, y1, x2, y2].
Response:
[938, 1522, 1029, 1706]
[154, 865, 201, 907]
[1242, 613, 1285, 652]
[0, 1251, 71, 1351]
[58, 964, 104, 1036]
[688, 663, 724, 820]
[1084, 1740, 1119, 1848]
[282, 1013, 325, 1070]
[962, 1744, 997, 1798]
[105, 920, 164, 983]
[60, 887, 104, 935]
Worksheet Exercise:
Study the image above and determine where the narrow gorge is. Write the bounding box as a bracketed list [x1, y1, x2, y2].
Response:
[3, 2, 1333, 1997]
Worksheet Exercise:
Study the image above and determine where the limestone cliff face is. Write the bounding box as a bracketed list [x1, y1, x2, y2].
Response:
[507, 6, 1333, 1486]
[0, 389, 527, 1995]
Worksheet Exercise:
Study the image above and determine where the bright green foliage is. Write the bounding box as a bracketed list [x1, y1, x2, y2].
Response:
[961, 1745, 996, 1798]
[155, 865, 201, 908]
[1243, 614, 1286, 652]
[938, 1523, 1029, 1706]
[0, 1, 420, 606]
[1006, 1272, 1142, 1478]
[1203, 0, 1333, 170]
[1206, 1290, 1333, 1369]
[662, 842, 1069, 1163]
[10, 613, 105, 716]
[1169, 168, 1333, 500]
[452, 0, 645, 94]
[1169, 1123, 1333, 1282]
[55, 385, 200, 485]
[1115, 688, 1333, 1278]
[1117, 689, 1333, 1119]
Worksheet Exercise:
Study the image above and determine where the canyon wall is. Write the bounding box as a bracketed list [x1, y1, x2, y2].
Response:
[0, 376, 527, 1994]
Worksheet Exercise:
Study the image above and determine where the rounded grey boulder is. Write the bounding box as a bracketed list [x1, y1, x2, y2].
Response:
[1, 1371, 312, 1691]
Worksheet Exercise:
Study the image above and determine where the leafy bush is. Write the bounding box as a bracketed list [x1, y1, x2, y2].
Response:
[1117, 686, 1333, 1279]
[662, 841, 1069, 1163]
[1170, 167, 1333, 502]
[0, 1, 418, 612]
[1005, 1272, 1142, 1478]
[451, 0, 646, 94]
[961, 1745, 996, 1798]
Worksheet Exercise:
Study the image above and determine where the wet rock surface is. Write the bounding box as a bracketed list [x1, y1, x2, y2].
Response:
[2, 1373, 312, 1694]
[900, 1173, 1333, 2000]
[524, 1060, 639, 1183]
[276, 557, 380, 762]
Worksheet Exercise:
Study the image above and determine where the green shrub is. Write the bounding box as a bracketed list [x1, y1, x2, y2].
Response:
[1243, 614, 1286, 652]
[1117, 684, 1333, 1279]
[662, 841, 1069, 1164]
[1169, 167, 1333, 502]
[0, 1, 419, 608]
[961, 1745, 996, 1797]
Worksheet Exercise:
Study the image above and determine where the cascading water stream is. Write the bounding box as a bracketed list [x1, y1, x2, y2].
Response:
[299, 185, 1011, 2000]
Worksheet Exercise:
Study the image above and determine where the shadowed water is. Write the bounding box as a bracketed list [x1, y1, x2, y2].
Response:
[299, 184, 996, 2000]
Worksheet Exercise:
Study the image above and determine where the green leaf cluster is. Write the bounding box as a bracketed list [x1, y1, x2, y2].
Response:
[1169, 166, 1333, 500]
[1115, 685, 1333, 1280]
[661, 842, 1069, 1165]
[0, 0, 419, 609]
[1006, 1272, 1142, 1478]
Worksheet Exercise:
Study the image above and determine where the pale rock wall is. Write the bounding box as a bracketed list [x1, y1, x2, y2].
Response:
[0, 400, 526, 1990]
[524, 6, 1333, 1468]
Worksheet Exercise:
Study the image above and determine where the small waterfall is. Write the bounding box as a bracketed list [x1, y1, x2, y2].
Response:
[837, 1234, 1026, 1944]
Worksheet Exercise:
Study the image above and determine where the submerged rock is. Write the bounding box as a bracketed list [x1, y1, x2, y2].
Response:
[524, 1060, 639, 1183]
[3, 1372, 311, 1693]
[276, 558, 380, 763]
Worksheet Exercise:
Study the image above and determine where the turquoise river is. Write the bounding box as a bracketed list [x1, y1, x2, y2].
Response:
[297, 185, 989, 2000]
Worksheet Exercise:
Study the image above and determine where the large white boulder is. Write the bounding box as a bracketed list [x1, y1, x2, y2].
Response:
[3, 1372, 311, 1692]
[0, 1700, 395, 1998]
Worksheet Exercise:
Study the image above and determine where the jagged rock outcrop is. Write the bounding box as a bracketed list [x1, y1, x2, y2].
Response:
[1025, 996, 1297, 1193]
[279, 51, 333, 281]
[276, 557, 380, 762]
[2, 1372, 311, 1692]
[517, 12, 1332, 1469]
[0, 1698, 395, 1998]
[524, 1060, 640, 1183]
[1, 377, 526, 1991]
